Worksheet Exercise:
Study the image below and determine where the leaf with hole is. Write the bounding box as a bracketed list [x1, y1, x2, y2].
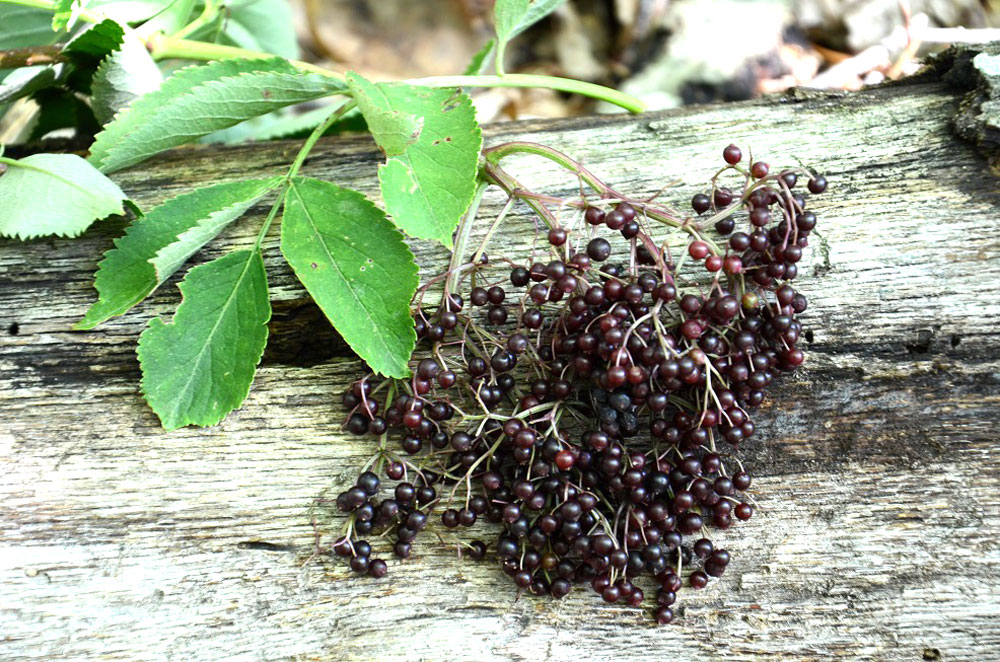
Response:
[346, 72, 423, 156]
[0, 153, 127, 240]
[137, 249, 271, 430]
[282, 177, 417, 378]
[88, 58, 347, 173]
[77, 177, 281, 330]
[347, 77, 481, 247]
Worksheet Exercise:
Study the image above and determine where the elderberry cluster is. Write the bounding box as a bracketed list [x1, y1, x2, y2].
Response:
[325, 144, 827, 624]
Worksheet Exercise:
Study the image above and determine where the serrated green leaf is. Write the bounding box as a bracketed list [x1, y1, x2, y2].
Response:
[494, 0, 564, 75]
[63, 19, 125, 63]
[464, 39, 495, 75]
[346, 72, 423, 156]
[349, 82, 481, 247]
[137, 249, 271, 430]
[90, 26, 162, 125]
[200, 104, 366, 144]
[0, 65, 63, 105]
[0, 153, 126, 240]
[222, 0, 298, 59]
[88, 58, 347, 173]
[283, 177, 416, 378]
[77, 177, 280, 330]
[148, 181, 278, 279]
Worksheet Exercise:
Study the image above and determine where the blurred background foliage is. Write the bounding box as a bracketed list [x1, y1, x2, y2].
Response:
[290, 0, 999, 121]
[3, 0, 998, 144]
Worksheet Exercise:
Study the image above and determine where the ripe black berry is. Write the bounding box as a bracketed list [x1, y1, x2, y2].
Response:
[332, 146, 828, 626]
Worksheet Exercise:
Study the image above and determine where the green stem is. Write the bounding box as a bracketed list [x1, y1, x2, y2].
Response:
[445, 179, 488, 297]
[170, 0, 218, 40]
[146, 35, 643, 112]
[480, 160, 558, 230]
[251, 181, 288, 252]
[406, 74, 644, 114]
[147, 33, 338, 75]
[484, 141, 609, 194]
[251, 100, 357, 250]
[286, 100, 356, 178]
[484, 141, 725, 256]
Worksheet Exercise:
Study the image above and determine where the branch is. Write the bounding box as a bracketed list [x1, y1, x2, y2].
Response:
[0, 46, 67, 68]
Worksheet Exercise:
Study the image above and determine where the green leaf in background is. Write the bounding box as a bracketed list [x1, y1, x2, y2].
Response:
[0, 153, 127, 240]
[282, 177, 417, 378]
[90, 27, 163, 125]
[222, 0, 299, 59]
[140, 0, 197, 35]
[137, 249, 271, 430]
[464, 39, 495, 76]
[55, 0, 180, 31]
[87, 0, 180, 23]
[0, 65, 64, 105]
[0, 5, 64, 49]
[77, 177, 281, 330]
[346, 73, 423, 156]
[493, 0, 564, 75]
[88, 58, 347, 173]
[350, 82, 481, 247]
[0, 4, 66, 113]
[52, 0, 77, 32]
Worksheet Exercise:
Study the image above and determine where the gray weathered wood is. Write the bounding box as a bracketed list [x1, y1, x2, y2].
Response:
[2, 63, 1000, 661]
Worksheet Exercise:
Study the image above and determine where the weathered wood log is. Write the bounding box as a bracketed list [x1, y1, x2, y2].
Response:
[2, 50, 1000, 661]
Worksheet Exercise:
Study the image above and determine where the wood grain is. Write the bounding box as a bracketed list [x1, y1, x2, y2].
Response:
[2, 67, 1000, 661]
